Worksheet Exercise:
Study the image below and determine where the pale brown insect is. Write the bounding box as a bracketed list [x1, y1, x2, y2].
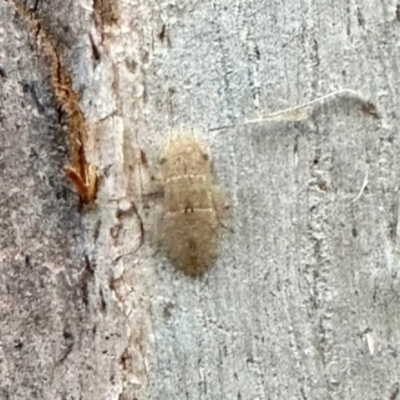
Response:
[159, 128, 227, 277]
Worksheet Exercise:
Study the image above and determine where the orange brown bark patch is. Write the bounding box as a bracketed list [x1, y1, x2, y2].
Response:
[9, 1, 98, 204]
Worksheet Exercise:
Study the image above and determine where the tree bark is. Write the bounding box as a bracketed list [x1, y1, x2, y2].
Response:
[1, 0, 400, 399]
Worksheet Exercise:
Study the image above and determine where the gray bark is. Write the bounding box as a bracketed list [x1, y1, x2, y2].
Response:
[1, 0, 400, 399]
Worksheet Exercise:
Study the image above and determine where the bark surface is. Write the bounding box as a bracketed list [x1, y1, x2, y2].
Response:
[1, 0, 400, 399]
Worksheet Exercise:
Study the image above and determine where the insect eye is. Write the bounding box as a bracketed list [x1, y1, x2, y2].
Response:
[202, 153, 209, 161]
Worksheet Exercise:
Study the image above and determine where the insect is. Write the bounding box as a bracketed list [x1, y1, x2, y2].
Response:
[158, 128, 227, 277]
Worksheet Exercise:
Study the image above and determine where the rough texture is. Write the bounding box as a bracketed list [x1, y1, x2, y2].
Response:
[1, 0, 400, 399]
[0, 0, 147, 399]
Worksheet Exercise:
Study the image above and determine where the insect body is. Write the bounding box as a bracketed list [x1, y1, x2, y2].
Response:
[159, 129, 226, 276]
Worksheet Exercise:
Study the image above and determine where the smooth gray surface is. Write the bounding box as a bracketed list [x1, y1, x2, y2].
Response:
[1, 0, 400, 399]
[144, 1, 400, 399]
